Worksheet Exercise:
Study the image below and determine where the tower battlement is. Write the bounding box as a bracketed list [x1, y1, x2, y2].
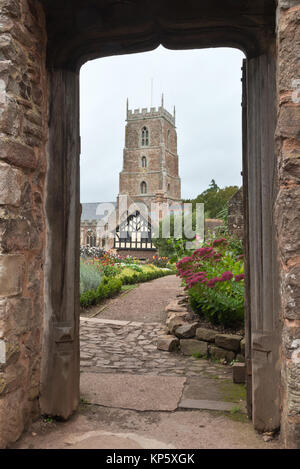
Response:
[127, 105, 176, 126]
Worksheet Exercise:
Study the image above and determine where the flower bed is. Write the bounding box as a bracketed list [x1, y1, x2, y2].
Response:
[176, 238, 245, 328]
[80, 254, 174, 308]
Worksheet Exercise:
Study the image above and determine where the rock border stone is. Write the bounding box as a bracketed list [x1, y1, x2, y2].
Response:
[159, 295, 245, 365]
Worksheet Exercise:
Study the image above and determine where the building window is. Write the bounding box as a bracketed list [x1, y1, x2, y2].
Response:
[141, 127, 149, 147]
[142, 156, 147, 168]
[168, 183, 170, 193]
[87, 230, 97, 247]
[167, 129, 171, 149]
[141, 181, 147, 194]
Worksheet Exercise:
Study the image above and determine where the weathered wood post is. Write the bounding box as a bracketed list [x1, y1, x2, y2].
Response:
[40, 69, 80, 419]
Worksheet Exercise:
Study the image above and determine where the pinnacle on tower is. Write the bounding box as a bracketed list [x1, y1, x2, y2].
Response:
[161, 93, 164, 108]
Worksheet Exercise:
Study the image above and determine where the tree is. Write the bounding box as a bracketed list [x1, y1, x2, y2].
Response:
[183, 180, 239, 219]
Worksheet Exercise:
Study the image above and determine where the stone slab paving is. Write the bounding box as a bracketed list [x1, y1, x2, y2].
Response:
[80, 274, 240, 415]
[80, 317, 232, 380]
[81, 372, 186, 411]
[179, 399, 236, 412]
[12, 275, 282, 449]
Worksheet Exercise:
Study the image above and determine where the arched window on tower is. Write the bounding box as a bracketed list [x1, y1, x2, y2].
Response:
[141, 127, 149, 147]
[141, 156, 147, 168]
[140, 181, 147, 194]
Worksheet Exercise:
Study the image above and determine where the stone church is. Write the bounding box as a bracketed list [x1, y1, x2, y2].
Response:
[81, 97, 182, 257]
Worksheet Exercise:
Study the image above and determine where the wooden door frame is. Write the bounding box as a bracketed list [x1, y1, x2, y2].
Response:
[39, 0, 281, 432]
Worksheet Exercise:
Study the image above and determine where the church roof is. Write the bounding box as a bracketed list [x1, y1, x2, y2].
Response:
[81, 202, 116, 222]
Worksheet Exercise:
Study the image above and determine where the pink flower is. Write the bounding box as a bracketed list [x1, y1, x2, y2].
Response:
[221, 271, 233, 281]
[212, 238, 227, 247]
[193, 247, 213, 257]
[235, 274, 245, 282]
[207, 279, 217, 288]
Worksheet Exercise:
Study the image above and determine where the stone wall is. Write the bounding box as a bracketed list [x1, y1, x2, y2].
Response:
[159, 295, 245, 364]
[205, 219, 224, 238]
[276, 0, 300, 449]
[0, 0, 47, 448]
[228, 188, 244, 239]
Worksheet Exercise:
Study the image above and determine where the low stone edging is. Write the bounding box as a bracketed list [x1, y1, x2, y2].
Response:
[158, 291, 245, 365]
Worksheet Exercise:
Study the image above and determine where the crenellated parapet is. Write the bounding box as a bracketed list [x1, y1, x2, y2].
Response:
[127, 106, 176, 126]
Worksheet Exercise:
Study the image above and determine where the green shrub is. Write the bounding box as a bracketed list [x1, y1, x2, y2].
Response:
[80, 261, 103, 295]
[80, 276, 122, 308]
[189, 281, 244, 327]
[80, 263, 173, 308]
[101, 264, 122, 277]
[80, 289, 98, 308]
[117, 265, 172, 285]
[176, 238, 244, 328]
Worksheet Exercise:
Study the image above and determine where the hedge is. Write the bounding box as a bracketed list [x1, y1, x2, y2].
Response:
[117, 265, 173, 285]
[80, 265, 174, 308]
[80, 276, 122, 308]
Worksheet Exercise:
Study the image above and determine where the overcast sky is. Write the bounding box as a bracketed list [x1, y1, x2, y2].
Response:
[80, 46, 244, 203]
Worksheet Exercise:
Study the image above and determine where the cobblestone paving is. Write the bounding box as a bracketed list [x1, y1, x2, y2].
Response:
[80, 317, 232, 379]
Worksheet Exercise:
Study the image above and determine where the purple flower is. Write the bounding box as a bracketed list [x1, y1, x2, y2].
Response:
[221, 271, 233, 281]
[212, 238, 227, 247]
[207, 279, 217, 288]
[235, 274, 245, 282]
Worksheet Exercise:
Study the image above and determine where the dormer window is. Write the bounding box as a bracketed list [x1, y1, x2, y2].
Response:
[141, 127, 149, 147]
[142, 156, 147, 168]
[141, 181, 147, 194]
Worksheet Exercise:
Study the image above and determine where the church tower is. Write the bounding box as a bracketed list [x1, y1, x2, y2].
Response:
[119, 96, 181, 208]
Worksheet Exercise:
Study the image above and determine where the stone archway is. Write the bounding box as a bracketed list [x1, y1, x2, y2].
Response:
[0, 0, 299, 449]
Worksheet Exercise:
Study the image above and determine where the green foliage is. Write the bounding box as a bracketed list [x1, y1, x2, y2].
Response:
[101, 264, 122, 277]
[154, 180, 240, 261]
[80, 260, 103, 295]
[117, 265, 173, 285]
[189, 280, 244, 327]
[176, 238, 244, 328]
[126, 264, 143, 273]
[183, 179, 239, 219]
[80, 276, 122, 308]
[80, 263, 173, 308]
[193, 352, 208, 359]
[216, 206, 228, 224]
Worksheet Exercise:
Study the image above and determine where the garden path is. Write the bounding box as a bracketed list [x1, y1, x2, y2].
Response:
[13, 275, 282, 449]
[84, 273, 181, 323]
